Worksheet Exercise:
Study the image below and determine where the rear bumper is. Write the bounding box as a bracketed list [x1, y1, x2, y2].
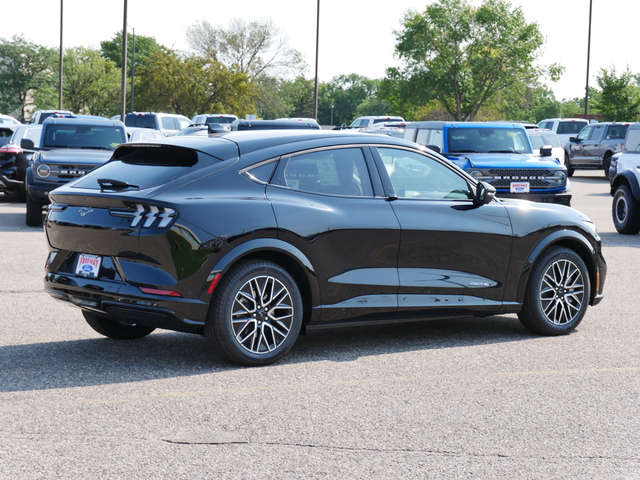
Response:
[44, 272, 209, 333]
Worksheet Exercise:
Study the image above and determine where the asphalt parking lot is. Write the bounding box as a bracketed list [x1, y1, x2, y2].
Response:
[0, 172, 638, 479]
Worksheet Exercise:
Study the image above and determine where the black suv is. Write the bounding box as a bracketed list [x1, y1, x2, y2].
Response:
[43, 130, 606, 366]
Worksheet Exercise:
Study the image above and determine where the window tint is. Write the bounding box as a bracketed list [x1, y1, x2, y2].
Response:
[576, 126, 592, 142]
[377, 147, 472, 200]
[557, 121, 588, 135]
[42, 124, 126, 149]
[447, 128, 532, 154]
[625, 129, 640, 153]
[606, 125, 629, 140]
[282, 147, 373, 196]
[415, 128, 443, 149]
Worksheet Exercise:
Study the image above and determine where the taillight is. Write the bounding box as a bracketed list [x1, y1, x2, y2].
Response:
[0, 143, 22, 155]
[109, 203, 177, 228]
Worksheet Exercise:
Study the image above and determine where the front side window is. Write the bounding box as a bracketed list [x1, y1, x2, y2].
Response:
[415, 128, 443, 149]
[377, 147, 472, 200]
[576, 126, 592, 142]
[282, 147, 373, 196]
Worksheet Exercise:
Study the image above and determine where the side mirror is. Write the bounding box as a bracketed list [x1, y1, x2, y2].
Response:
[474, 181, 496, 205]
[21, 138, 35, 149]
[569, 136, 577, 143]
[540, 146, 552, 157]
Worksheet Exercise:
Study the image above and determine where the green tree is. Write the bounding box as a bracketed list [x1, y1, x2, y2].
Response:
[100, 32, 163, 70]
[255, 76, 315, 119]
[595, 66, 640, 121]
[391, 0, 545, 121]
[61, 47, 121, 117]
[317, 74, 380, 125]
[135, 49, 256, 117]
[0, 35, 57, 119]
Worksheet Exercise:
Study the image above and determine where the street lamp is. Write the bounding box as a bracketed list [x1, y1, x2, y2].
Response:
[584, 0, 593, 119]
[120, 0, 128, 121]
[58, 0, 63, 109]
[330, 105, 334, 126]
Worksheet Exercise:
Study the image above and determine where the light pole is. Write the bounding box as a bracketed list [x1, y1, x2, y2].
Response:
[120, 0, 128, 121]
[330, 105, 334, 126]
[313, 0, 320, 121]
[584, 0, 593, 119]
[130, 28, 135, 113]
[58, 0, 63, 109]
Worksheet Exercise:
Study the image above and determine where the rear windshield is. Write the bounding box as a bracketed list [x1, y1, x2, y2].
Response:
[71, 145, 223, 190]
[125, 115, 156, 129]
[557, 121, 588, 135]
[42, 124, 126, 149]
[206, 117, 235, 124]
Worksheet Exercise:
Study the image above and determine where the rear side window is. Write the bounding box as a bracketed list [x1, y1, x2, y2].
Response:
[606, 125, 628, 140]
[280, 147, 373, 196]
[625, 129, 640, 153]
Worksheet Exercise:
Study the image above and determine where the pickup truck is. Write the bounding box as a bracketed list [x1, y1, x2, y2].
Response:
[567, 122, 632, 178]
[403, 121, 571, 206]
[25, 116, 127, 226]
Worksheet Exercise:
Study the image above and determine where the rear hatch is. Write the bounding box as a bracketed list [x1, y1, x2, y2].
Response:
[46, 143, 232, 257]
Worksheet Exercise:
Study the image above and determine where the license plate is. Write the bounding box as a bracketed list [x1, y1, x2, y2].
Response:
[510, 182, 530, 193]
[75, 253, 102, 278]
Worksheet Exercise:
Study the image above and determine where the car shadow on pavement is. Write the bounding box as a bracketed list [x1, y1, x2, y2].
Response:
[0, 314, 536, 392]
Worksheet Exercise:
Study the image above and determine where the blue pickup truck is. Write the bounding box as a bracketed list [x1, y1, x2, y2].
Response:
[403, 121, 571, 206]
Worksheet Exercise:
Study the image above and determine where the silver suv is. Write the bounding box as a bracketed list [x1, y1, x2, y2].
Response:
[610, 123, 640, 234]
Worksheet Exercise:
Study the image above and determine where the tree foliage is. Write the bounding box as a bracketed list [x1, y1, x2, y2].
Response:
[0, 35, 57, 119]
[186, 18, 306, 80]
[134, 48, 256, 117]
[594, 66, 640, 121]
[391, 0, 544, 121]
[61, 47, 121, 117]
[100, 32, 163, 70]
[317, 74, 381, 125]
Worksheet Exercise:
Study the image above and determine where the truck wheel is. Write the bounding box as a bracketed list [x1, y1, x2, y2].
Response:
[603, 154, 612, 180]
[566, 162, 575, 177]
[25, 194, 44, 227]
[612, 185, 640, 234]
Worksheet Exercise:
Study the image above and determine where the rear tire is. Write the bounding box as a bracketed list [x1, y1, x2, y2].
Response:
[566, 162, 575, 177]
[612, 185, 640, 234]
[83, 311, 156, 339]
[518, 247, 590, 336]
[205, 260, 303, 366]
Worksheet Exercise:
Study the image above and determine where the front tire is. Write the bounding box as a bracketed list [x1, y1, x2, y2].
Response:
[612, 185, 640, 234]
[603, 153, 612, 180]
[518, 247, 590, 336]
[83, 311, 156, 339]
[205, 260, 303, 366]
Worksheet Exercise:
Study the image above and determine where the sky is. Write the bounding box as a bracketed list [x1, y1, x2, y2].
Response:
[1, 0, 638, 102]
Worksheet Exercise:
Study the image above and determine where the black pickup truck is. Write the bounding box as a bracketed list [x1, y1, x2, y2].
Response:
[25, 116, 127, 226]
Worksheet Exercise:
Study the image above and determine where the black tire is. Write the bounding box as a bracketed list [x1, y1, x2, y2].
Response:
[612, 185, 640, 234]
[518, 246, 590, 336]
[205, 260, 303, 366]
[566, 161, 575, 177]
[25, 194, 44, 227]
[603, 153, 612, 180]
[16, 184, 26, 203]
[83, 311, 156, 339]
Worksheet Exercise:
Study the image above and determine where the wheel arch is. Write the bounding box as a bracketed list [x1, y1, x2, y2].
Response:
[206, 239, 320, 327]
[517, 230, 599, 305]
[610, 171, 640, 198]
